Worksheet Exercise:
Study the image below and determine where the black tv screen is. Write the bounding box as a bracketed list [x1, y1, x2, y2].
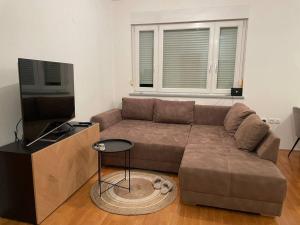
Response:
[18, 58, 75, 145]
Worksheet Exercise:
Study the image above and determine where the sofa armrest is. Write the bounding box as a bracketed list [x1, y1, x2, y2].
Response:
[91, 108, 122, 131]
[256, 132, 280, 163]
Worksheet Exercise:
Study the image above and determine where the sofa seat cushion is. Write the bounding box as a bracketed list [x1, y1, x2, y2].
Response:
[180, 144, 231, 196]
[101, 120, 191, 163]
[180, 144, 286, 203]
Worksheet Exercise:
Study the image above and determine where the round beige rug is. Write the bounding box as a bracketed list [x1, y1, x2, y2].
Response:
[90, 170, 177, 215]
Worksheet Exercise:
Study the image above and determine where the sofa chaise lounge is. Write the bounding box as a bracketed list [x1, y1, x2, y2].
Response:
[91, 98, 286, 216]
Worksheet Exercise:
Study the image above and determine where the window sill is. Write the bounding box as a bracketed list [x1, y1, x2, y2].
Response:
[129, 92, 244, 99]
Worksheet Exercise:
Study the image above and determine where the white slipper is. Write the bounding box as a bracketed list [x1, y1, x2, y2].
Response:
[152, 176, 164, 190]
[161, 180, 173, 195]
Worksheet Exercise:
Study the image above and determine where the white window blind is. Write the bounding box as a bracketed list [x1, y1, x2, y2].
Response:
[162, 28, 209, 89]
[44, 62, 62, 86]
[139, 31, 154, 87]
[216, 27, 238, 89]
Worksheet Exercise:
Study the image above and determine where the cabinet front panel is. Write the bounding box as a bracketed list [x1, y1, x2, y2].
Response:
[32, 124, 100, 224]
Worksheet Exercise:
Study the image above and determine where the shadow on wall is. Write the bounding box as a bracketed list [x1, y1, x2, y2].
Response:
[0, 83, 22, 146]
[268, 109, 298, 151]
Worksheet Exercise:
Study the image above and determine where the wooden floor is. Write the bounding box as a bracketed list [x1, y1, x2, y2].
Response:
[1, 150, 300, 225]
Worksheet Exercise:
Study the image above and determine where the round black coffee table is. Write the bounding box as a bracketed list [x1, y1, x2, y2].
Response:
[92, 139, 134, 196]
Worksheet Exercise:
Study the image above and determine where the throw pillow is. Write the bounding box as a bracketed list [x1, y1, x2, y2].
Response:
[234, 114, 269, 151]
[224, 103, 255, 136]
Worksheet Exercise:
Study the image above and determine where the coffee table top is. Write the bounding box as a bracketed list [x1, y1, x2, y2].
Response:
[93, 139, 134, 153]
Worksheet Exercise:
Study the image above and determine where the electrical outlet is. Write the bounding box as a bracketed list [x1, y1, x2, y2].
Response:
[269, 118, 281, 124]
[261, 117, 268, 123]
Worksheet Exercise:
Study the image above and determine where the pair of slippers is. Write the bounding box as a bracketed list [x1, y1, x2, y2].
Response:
[152, 176, 173, 194]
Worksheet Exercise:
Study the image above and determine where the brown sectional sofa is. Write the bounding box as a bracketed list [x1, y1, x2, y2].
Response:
[91, 98, 287, 216]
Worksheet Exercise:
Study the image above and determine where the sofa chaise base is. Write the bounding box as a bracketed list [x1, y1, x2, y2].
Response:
[181, 190, 283, 216]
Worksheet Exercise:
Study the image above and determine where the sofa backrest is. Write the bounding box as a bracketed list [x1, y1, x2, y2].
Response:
[193, 105, 230, 126]
[256, 131, 280, 163]
[153, 99, 195, 124]
[121, 98, 233, 126]
[119, 97, 280, 163]
[122, 97, 155, 121]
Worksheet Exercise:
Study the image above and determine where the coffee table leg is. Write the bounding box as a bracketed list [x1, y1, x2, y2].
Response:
[98, 151, 101, 196]
[129, 150, 131, 192]
[125, 151, 127, 180]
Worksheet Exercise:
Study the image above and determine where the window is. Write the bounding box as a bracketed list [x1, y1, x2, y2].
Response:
[20, 60, 67, 94]
[19, 60, 35, 85]
[132, 20, 247, 95]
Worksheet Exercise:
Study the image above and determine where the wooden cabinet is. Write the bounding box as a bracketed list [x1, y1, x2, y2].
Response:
[0, 124, 100, 224]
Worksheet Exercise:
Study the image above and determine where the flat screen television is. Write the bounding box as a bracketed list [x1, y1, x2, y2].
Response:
[18, 58, 75, 146]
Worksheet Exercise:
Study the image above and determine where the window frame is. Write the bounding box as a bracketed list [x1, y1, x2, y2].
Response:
[132, 25, 158, 92]
[132, 20, 247, 95]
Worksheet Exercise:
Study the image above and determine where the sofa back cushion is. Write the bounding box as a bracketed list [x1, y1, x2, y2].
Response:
[122, 98, 154, 121]
[224, 103, 255, 135]
[194, 105, 230, 126]
[154, 99, 195, 124]
[234, 114, 269, 152]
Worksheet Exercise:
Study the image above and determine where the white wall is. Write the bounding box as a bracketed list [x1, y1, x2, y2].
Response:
[111, 0, 300, 150]
[0, 0, 115, 146]
[1, 0, 299, 150]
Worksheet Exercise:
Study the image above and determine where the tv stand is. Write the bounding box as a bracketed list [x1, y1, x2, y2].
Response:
[0, 123, 100, 224]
